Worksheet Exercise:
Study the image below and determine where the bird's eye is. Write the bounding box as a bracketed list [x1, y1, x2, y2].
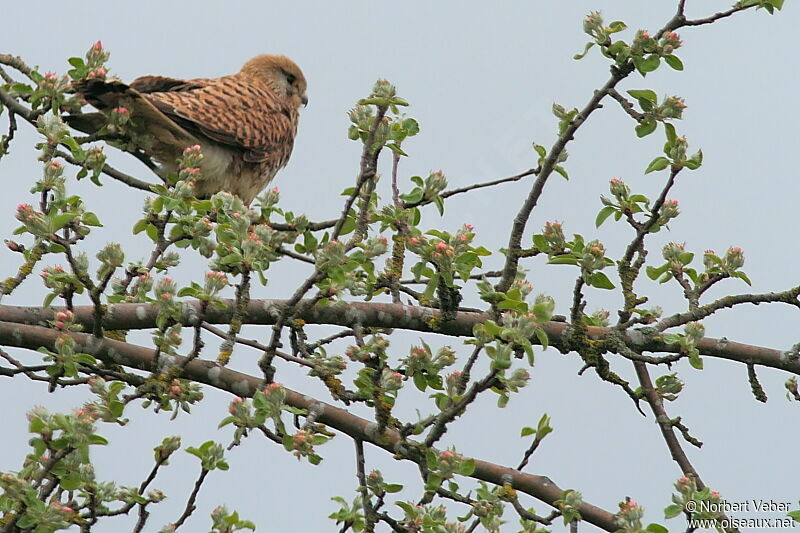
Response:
[285, 73, 296, 85]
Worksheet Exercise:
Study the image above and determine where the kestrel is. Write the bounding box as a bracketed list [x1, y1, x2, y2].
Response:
[68, 55, 307, 204]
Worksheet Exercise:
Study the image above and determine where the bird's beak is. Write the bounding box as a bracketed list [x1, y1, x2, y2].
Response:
[301, 94, 308, 107]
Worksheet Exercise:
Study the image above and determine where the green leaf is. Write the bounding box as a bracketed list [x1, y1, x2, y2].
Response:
[145, 224, 159, 243]
[553, 165, 569, 180]
[386, 142, 408, 156]
[43, 292, 58, 309]
[573, 42, 595, 60]
[677, 252, 694, 265]
[607, 21, 627, 33]
[82, 212, 102, 227]
[547, 255, 578, 266]
[52, 212, 77, 231]
[402, 118, 420, 136]
[664, 123, 677, 145]
[520, 426, 535, 437]
[433, 195, 445, 215]
[588, 272, 615, 290]
[646, 264, 668, 280]
[60, 473, 82, 490]
[636, 118, 657, 138]
[459, 458, 476, 476]
[663, 54, 684, 71]
[413, 373, 427, 392]
[497, 299, 527, 312]
[74, 353, 97, 365]
[645, 523, 669, 533]
[734, 271, 752, 286]
[88, 434, 108, 445]
[645, 157, 670, 174]
[339, 216, 356, 236]
[637, 54, 661, 74]
[664, 504, 683, 519]
[400, 188, 424, 204]
[627, 89, 657, 103]
[688, 351, 703, 370]
[532, 234, 548, 251]
[534, 327, 549, 350]
[132, 219, 148, 235]
[594, 205, 617, 228]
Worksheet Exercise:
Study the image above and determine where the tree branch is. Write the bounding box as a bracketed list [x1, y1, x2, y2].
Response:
[0, 319, 620, 531]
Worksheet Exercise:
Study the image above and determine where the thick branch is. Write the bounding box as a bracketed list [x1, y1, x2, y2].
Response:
[1, 300, 797, 375]
[0, 320, 620, 531]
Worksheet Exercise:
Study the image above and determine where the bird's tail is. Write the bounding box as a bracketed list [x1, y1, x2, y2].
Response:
[66, 79, 197, 157]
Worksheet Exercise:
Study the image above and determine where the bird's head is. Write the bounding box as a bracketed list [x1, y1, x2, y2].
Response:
[241, 54, 308, 108]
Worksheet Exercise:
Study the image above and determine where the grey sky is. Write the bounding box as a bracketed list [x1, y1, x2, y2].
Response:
[1, 1, 798, 531]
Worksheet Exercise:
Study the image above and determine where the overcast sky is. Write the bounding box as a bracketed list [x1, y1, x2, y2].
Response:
[1, 1, 798, 531]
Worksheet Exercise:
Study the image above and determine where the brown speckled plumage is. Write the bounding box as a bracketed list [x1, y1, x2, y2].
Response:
[70, 55, 307, 204]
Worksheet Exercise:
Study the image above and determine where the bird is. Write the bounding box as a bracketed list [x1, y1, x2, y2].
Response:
[67, 54, 307, 205]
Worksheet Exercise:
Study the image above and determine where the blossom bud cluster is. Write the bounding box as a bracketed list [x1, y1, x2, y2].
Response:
[109, 106, 130, 127]
[684, 321, 705, 346]
[445, 371, 462, 398]
[668, 135, 688, 162]
[153, 324, 183, 354]
[258, 186, 280, 208]
[360, 236, 389, 259]
[43, 159, 65, 185]
[662, 242, 686, 271]
[423, 170, 448, 200]
[504, 368, 531, 391]
[15, 203, 50, 236]
[380, 368, 404, 393]
[590, 309, 611, 327]
[315, 240, 347, 270]
[344, 335, 389, 363]
[203, 271, 228, 294]
[435, 448, 466, 479]
[724, 246, 744, 271]
[615, 500, 644, 533]
[609, 177, 629, 201]
[657, 199, 680, 225]
[41, 265, 80, 294]
[291, 429, 314, 458]
[154, 277, 177, 302]
[85, 40, 110, 74]
[581, 239, 607, 273]
[541, 221, 565, 250]
[96, 243, 125, 270]
[84, 146, 106, 172]
[402, 344, 456, 377]
[660, 32, 683, 54]
[582, 11, 605, 40]
[130, 272, 153, 299]
[371, 79, 397, 99]
[53, 310, 75, 330]
[631, 29, 654, 55]
[658, 96, 686, 119]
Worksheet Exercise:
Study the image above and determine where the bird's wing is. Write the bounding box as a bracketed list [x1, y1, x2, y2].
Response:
[69, 79, 198, 150]
[144, 75, 297, 165]
[130, 75, 209, 94]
